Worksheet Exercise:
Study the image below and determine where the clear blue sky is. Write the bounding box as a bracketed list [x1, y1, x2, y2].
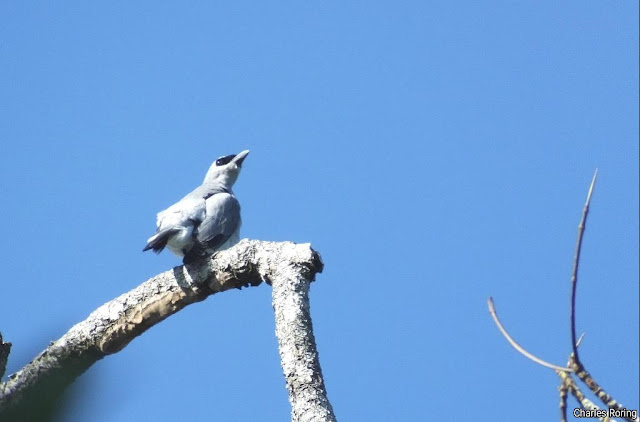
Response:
[1, 2, 637, 421]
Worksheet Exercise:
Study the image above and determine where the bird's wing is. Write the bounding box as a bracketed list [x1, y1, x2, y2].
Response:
[195, 192, 240, 250]
[154, 180, 232, 229]
[155, 196, 206, 230]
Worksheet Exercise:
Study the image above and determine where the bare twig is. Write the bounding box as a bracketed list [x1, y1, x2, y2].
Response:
[559, 378, 569, 422]
[570, 170, 598, 362]
[490, 171, 638, 422]
[557, 337, 614, 422]
[564, 173, 638, 422]
[572, 363, 639, 422]
[557, 371, 610, 422]
[487, 297, 572, 372]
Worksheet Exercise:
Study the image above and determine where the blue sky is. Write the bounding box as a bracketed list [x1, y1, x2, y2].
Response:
[1, 2, 637, 421]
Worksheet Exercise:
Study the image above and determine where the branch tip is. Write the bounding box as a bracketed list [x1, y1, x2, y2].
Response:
[570, 171, 598, 362]
[488, 297, 572, 372]
[586, 169, 598, 206]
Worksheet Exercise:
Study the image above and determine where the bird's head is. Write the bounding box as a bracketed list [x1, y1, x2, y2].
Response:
[203, 149, 250, 188]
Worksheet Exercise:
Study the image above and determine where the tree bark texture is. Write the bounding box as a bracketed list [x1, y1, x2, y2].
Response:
[271, 248, 337, 422]
[0, 239, 334, 421]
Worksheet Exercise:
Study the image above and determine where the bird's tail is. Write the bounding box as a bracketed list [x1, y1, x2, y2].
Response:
[143, 228, 180, 253]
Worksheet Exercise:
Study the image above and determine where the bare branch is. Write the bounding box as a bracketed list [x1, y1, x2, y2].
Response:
[570, 170, 598, 362]
[559, 378, 569, 422]
[557, 370, 609, 421]
[491, 171, 637, 421]
[271, 246, 336, 422]
[487, 297, 572, 372]
[0, 239, 331, 421]
[0, 332, 10, 380]
[571, 363, 639, 422]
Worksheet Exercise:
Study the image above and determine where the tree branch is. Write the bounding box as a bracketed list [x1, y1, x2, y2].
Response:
[570, 169, 597, 362]
[0, 332, 10, 380]
[0, 239, 331, 421]
[558, 370, 609, 422]
[559, 377, 568, 422]
[487, 297, 572, 372]
[489, 171, 638, 421]
[270, 245, 336, 422]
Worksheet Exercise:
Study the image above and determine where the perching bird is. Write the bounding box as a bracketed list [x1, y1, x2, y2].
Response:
[143, 150, 249, 264]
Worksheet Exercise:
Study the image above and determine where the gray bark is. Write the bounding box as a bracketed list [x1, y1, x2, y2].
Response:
[0, 333, 10, 380]
[271, 246, 337, 422]
[0, 239, 334, 421]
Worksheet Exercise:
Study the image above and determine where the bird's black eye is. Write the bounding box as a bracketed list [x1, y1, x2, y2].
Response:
[215, 154, 236, 166]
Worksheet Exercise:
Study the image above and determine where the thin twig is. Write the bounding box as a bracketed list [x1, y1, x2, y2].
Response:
[487, 297, 572, 372]
[557, 371, 609, 422]
[559, 378, 569, 422]
[572, 363, 639, 422]
[570, 169, 598, 362]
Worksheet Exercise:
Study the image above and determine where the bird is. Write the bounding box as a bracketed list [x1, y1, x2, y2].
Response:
[143, 150, 249, 264]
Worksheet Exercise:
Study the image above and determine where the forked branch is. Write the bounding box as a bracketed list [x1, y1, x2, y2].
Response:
[488, 171, 638, 422]
[0, 240, 335, 422]
[487, 297, 572, 372]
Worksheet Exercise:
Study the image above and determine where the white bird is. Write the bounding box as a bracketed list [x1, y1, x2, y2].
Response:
[143, 150, 249, 264]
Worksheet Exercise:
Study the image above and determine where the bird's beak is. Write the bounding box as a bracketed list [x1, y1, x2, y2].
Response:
[232, 150, 250, 167]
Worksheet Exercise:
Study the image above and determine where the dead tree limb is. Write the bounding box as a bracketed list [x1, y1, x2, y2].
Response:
[0, 239, 335, 422]
[0, 333, 10, 380]
[270, 244, 337, 422]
